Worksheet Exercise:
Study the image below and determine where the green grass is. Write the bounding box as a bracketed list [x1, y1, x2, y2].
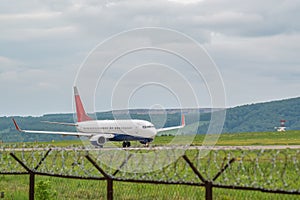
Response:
[1, 130, 300, 199]
[154, 130, 300, 146]
[3, 130, 300, 148]
[1, 175, 299, 200]
[213, 130, 300, 146]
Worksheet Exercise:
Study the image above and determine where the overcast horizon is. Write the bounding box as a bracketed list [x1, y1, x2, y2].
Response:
[4, 96, 299, 118]
[1, 0, 299, 116]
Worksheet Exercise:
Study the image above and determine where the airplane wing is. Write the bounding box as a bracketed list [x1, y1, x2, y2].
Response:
[12, 118, 92, 137]
[156, 125, 185, 132]
[156, 115, 185, 133]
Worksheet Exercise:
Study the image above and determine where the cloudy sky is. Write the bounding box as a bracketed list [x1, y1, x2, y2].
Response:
[1, 0, 299, 116]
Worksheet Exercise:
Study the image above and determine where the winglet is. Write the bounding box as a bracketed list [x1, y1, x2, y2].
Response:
[12, 118, 22, 132]
[181, 114, 185, 127]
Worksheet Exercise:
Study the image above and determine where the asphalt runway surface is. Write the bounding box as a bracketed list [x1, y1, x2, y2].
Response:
[2, 145, 300, 152]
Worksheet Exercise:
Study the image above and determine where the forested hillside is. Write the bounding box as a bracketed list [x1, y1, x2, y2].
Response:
[223, 97, 300, 133]
[197, 97, 300, 133]
[0, 97, 299, 142]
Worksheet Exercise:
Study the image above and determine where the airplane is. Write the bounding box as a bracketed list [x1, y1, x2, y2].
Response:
[274, 119, 286, 132]
[12, 86, 185, 148]
[275, 126, 286, 132]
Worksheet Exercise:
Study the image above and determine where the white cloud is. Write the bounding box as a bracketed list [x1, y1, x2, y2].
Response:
[168, 0, 204, 4]
[0, 0, 299, 115]
[0, 12, 61, 20]
[0, 56, 23, 71]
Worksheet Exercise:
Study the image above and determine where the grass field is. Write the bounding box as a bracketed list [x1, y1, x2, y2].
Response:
[155, 130, 300, 146]
[1, 130, 300, 199]
[3, 130, 299, 148]
[1, 175, 299, 200]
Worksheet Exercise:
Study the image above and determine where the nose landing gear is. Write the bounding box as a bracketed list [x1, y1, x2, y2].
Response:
[122, 141, 131, 148]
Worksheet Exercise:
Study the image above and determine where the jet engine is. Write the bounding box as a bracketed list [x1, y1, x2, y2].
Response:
[90, 134, 114, 147]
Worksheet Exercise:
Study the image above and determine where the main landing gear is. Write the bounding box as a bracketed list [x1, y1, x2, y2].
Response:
[144, 142, 150, 147]
[122, 141, 131, 148]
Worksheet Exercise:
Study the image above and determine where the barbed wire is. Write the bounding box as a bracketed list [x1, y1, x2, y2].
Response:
[1, 145, 300, 194]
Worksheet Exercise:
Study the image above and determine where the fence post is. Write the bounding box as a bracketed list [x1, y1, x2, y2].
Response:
[29, 173, 35, 200]
[107, 179, 113, 200]
[85, 153, 133, 200]
[10, 148, 52, 200]
[85, 154, 114, 200]
[10, 153, 35, 200]
[182, 155, 208, 199]
[183, 155, 236, 200]
[205, 181, 213, 200]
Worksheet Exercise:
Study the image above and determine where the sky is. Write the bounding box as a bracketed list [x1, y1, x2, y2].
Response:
[0, 0, 299, 116]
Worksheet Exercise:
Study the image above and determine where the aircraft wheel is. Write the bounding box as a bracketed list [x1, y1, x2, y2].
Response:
[127, 141, 131, 147]
[122, 141, 127, 148]
[145, 142, 150, 147]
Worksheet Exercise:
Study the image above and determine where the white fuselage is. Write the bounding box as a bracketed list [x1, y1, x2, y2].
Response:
[76, 119, 157, 139]
[276, 127, 286, 132]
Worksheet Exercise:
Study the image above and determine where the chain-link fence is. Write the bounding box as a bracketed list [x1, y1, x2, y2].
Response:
[1, 145, 300, 200]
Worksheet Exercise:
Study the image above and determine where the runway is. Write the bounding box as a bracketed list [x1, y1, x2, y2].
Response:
[2, 145, 300, 152]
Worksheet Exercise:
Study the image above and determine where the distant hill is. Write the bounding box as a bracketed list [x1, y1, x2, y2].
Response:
[197, 97, 300, 133]
[222, 97, 300, 133]
[0, 97, 299, 142]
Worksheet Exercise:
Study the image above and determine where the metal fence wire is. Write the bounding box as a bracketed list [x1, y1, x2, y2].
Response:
[0, 145, 300, 200]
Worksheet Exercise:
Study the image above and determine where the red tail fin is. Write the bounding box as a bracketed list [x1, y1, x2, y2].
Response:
[74, 86, 92, 122]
